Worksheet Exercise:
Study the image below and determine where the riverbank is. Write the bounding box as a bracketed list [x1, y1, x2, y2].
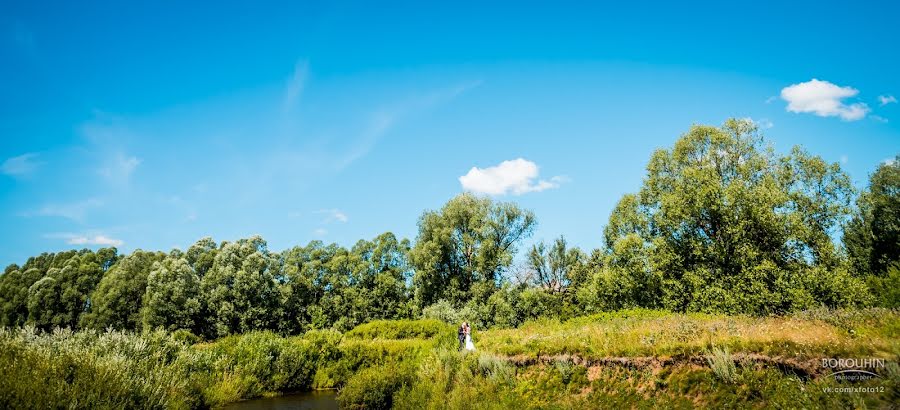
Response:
[1, 308, 897, 409]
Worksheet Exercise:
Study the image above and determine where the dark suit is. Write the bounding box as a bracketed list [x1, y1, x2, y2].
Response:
[457, 327, 465, 350]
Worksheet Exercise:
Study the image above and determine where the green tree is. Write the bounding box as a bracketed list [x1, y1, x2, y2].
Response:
[142, 256, 203, 332]
[186, 237, 218, 277]
[526, 236, 583, 293]
[82, 250, 164, 330]
[606, 119, 861, 315]
[26, 276, 61, 329]
[0, 266, 43, 327]
[844, 155, 900, 276]
[200, 236, 280, 337]
[351, 232, 413, 321]
[409, 193, 536, 308]
[27, 250, 110, 329]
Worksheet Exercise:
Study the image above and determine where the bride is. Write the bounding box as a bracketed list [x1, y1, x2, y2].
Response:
[464, 322, 475, 351]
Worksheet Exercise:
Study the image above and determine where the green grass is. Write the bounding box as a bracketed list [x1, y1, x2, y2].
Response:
[2, 310, 898, 409]
[476, 308, 900, 360]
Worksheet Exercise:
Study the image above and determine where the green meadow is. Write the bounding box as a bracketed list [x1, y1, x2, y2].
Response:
[2, 310, 897, 409]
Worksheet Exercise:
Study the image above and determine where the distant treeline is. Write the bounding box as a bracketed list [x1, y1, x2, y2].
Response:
[1, 119, 897, 339]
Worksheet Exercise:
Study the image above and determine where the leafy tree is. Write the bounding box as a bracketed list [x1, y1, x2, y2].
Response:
[605, 119, 861, 315]
[26, 250, 110, 329]
[0, 266, 43, 327]
[186, 237, 218, 277]
[351, 232, 414, 321]
[142, 256, 203, 332]
[200, 236, 280, 337]
[82, 250, 164, 330]
[409, 193, 536, 308]
[26, 276, 61, 329]
[844, 155, 900, 277]
[278, 241, 346, 333]
[526, 236, 583, 293]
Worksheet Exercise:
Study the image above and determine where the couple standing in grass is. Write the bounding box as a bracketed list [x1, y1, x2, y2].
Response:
[457, 322, 475, 351]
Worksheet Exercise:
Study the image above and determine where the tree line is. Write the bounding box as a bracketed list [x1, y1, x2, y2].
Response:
[1, 119, 897, 338]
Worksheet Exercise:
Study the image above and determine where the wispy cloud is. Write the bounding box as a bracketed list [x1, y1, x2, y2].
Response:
[315, 208, 348, 224]
[871, 115, 889, 123]
[1, 153, 41, 176]
[313, 228, 328, 236]
[45, 232, 123, 247]
[780, 79, 870, 121]
[878, 95, 897, 106]
[98, 153, 142, 185]
[283, 60, 309, 112]
[741, 117, 773, 129]
[459, 158, 565, 196]
[25, 198, 104, 222]
[335, 80, 482, 170]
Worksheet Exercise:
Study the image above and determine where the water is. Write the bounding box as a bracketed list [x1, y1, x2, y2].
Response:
[223, 390, 339, 410]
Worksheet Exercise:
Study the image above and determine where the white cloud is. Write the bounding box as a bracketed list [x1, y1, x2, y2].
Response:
[67, 235, 123, 247]
[780, 79, 870, 121]
[1, 152, 41, 176]
[840, 155, 848, 164]
[878, 95, 897, 106]
[283, 60, 309, 112]
[98, 153, 141, 185]
[884, 158, 896, 166]
[459, 158, 564, 196]
[313, 228, 328, 236]
[26, 198, 104, 222]
[315, 208, 348, 223]
[45, 232, 123, 247]
[871, 115, 889, 123]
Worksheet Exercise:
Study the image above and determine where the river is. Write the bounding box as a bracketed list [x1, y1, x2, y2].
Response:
[222, 390, 339, 410]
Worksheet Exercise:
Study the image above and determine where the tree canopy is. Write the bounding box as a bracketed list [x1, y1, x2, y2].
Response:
[0, 119, 895, 336]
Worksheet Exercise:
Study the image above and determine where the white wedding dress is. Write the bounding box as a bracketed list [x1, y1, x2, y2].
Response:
[465, 333, 475, 351]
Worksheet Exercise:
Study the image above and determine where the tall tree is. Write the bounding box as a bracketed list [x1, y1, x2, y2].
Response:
[200, 236, 280, 337]
[409, 193, 536, 308]
[605, 119, 862, 314]
[142, 257, 203, 333]
[844, 155, 900, 276]
[526, 236, 582, 293]
[82, 250, 164, 330]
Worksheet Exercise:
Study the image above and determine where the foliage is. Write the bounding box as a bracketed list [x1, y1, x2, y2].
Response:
[409, 193, 536, 309]
[143, 256, 204, 333]
[200, 236, 281, 337]
[82, 250, 165, 331]
[345, 319, 454, 340]
[604, 119, 862, 315]
[706, 346, 738, 383]
[338, 362, 415, 410]
[526, 236, 583, 293]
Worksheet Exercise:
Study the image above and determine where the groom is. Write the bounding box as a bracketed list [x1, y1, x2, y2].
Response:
[457, 323, 466, 350]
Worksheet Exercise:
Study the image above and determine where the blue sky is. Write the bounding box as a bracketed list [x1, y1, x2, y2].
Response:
[1, 1, 899, 265]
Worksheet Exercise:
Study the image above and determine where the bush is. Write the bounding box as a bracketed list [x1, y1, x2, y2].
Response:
[338, 362, 415, 409]
[345, 319, 453, 340]
[707, 346, 737, 384]
[0, 327, 192, 410]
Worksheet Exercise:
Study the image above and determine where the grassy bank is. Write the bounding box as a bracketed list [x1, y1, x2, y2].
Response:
[1, 310, 897, 409]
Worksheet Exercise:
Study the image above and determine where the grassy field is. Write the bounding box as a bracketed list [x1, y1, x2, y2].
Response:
[1, 309, 897, 409]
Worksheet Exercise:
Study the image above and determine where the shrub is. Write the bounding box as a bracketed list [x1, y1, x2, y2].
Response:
[345, 319, 452, 340]
[707, 346, 737, 384]
[338, 362, 415, 410]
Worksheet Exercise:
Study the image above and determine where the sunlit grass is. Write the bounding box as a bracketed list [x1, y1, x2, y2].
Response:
[477, 308, 900, 360]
